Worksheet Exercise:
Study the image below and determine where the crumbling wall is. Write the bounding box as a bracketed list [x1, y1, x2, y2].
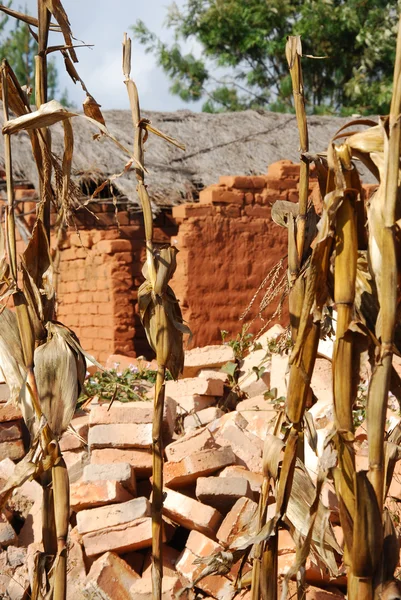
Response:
[170, 160, 322, 348]
[56, 212, 177, 364]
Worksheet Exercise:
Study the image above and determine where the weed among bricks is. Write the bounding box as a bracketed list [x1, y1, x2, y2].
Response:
[78, 366, 173, 406]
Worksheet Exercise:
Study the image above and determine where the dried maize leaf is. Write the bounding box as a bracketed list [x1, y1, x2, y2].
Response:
[262, 434, 284, 479]
[83, 94, 105, 126]
[138, 246, 190, 379]
[380, 509, 399, 583]
[351, 471, 382, 577]
[33, 323, 84, 437]
[0, 445, 37, 509]
[141, 119, 186, 151]
[0, 307, 26, 404]
[287, 463, 342, 561]
[43, 0, 77, 62]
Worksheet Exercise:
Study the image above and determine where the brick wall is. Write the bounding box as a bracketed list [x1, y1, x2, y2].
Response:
[56, 213, 177, 364]
[170, 160, 322, 348]
[1, 159, 376, 361]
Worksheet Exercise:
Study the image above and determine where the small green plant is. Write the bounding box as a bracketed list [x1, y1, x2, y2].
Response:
[221, 325, 256, 360]
[78, 364, 173, 406]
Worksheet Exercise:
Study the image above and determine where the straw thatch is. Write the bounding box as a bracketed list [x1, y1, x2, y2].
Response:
[0, 108, 366, 211]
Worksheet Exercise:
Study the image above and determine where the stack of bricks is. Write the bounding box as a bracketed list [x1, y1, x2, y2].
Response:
[0, 337, 352, 599]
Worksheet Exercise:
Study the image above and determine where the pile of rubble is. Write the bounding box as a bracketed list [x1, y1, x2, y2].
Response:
[0, 325, 399, 599]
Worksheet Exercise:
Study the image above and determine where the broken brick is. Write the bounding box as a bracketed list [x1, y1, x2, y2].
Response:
[83, 551, 139, 599]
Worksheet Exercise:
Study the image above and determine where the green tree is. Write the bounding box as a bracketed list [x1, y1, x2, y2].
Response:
[133, 0, 400, 115]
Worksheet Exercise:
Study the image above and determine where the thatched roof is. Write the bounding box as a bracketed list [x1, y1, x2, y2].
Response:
[0, 108, 368, 210]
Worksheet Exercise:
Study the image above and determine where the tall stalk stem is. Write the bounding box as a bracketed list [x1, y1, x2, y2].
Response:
[152, 366, 166, 599]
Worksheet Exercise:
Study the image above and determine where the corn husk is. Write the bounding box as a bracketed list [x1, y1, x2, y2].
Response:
[21, 322, 85, 438]
[0, 307, 26, 404]
[138, 246, 190, 378]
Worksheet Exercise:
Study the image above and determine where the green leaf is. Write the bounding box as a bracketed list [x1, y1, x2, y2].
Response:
[220, 361, 237, 379]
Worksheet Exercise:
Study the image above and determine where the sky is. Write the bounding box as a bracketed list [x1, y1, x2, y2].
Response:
[10, 0, 203, 112]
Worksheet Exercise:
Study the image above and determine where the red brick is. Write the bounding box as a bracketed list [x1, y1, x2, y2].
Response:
[163, 488, 222, 536]
[217, 497, 258, 546]
[83, 551, 139, 598]
[0, 404, 21, 423]
[82, 517, 164, 556]
[141, 545, 180, 578]
[77, 497, 150, 535]
[90, 399, 176, 439]
[196, 476, 253, 512]
[70, 480, 133, 511]
[172, 203, 213, 219]
[165, 427, 218, 463]
[130, 576, 189, 599]
[95, 239, 132, 254]
[83, 463, 137, 495]
[244, 204, 271, 219]
[88, 423, 152, 449]
[183, 407, 224, 431]
[164, 446, 236, 488]
[199, 185, 244, 205]
[166, 377, 224, 399]
[0, 440, 24, 461]
[90, 448, 153, 478]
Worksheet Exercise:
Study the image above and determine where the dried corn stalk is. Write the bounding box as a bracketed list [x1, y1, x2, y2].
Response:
[122, 33, 189, 600]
